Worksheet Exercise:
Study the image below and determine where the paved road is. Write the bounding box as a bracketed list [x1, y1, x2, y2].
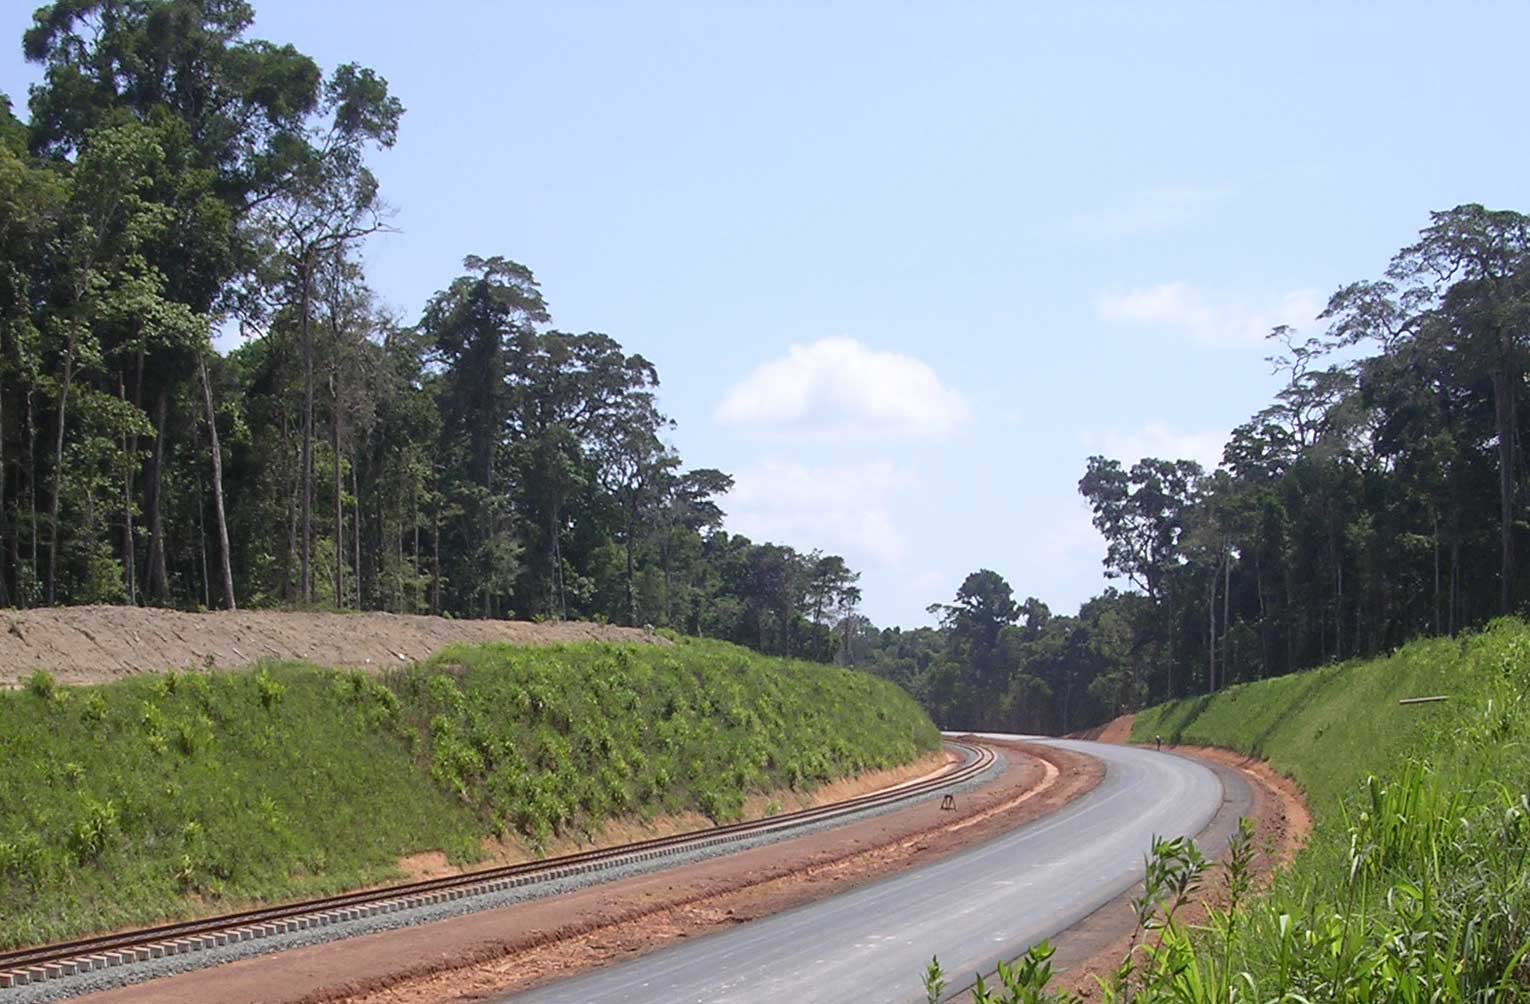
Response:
[504, 737, 1236, 1004]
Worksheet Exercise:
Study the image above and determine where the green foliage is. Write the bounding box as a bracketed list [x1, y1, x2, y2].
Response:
[0, 638, 935, 948]
[1109, 620, 1530, 1003]
[24, 669, 55, 701]
[927, 623, 1530, 1003]
[393, 638, 936, 850]
[878, 207, 1530, 738]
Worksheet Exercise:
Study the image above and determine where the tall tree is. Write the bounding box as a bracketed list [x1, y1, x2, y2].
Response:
[1386, 206, 1530, 613]
[255, 62, 400, 603]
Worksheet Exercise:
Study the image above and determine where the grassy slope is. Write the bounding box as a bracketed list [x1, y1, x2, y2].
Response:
[1120, 621, 1530, 1003]
[0, 637, 938, 949]
[1131, 633, 1465, 817]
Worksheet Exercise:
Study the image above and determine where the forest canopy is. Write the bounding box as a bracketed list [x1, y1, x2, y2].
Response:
[0, 0, 862, 662]
[6, 3, 1528, 729]
[869, 205, 1530, 733]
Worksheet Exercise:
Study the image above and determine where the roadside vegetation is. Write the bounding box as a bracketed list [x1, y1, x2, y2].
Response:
[0, 638, 936, 949]
[926, 619, 1530, 1003]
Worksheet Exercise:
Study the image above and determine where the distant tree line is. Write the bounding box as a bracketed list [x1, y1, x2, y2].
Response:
[853, 205, 1530, 733]
[0, 0, 862, 660]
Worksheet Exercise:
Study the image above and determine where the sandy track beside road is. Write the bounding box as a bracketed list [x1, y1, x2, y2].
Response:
[0, 606, 667, 686]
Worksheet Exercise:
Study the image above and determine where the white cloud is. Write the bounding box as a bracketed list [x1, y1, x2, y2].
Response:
[1070, 184, 1230, 238]
[724, 459, 913, 567]
[1091, 422, 1228, 469]
[1035, 507, 1107, 574]
[716, 337, 971, 442]
[1096, 282, 1323, 346]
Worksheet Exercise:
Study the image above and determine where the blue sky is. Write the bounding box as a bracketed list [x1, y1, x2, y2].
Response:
[5, 2, 1528, 626]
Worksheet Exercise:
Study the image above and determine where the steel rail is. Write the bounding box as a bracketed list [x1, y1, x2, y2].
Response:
[0, 740, 996, 987]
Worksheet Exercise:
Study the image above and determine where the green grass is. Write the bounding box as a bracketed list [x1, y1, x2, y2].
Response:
[0, 637, 937, 949]
[1130, 632, 1468, 819]
[1114, 620, 1530, 1004]
[925, 620, 1530, 1004]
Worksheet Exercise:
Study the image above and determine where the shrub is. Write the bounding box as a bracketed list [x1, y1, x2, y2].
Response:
[254, 669, 285, 710]
[25, 670, 55, 701]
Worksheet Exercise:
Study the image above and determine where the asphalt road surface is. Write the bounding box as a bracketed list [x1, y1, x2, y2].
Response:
[504, 737, 1239, 1004]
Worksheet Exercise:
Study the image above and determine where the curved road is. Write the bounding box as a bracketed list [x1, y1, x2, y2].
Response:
[503, 738, 1238, 1004]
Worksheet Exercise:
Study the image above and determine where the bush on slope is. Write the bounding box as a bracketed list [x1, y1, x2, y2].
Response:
[0, 637, 937, 948]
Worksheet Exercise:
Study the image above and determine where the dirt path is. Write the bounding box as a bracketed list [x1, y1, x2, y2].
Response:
[71, 740, 1101, 1004]
[0, 606, 667, 687]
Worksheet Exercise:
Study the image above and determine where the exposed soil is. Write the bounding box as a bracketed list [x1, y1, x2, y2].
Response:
[70, 739, 1102, 1004]
[0, 606, 668, 687]
[1067, 712, 1136, 744]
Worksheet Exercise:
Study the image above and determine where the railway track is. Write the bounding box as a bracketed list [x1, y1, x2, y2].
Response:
[0, 740, 996, 990]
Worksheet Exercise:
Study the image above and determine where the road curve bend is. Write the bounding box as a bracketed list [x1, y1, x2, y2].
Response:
[504, 737, 1229, 1004]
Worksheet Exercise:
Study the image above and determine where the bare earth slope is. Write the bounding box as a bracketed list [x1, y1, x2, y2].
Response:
[0, 606, 667, 686]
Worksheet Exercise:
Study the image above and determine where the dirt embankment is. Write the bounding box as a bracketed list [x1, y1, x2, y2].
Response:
[0, 606, 668, 687]
[1067, 713, 1137, 744]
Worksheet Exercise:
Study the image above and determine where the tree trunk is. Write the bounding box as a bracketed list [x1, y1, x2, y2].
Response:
[1206, 570, 1216, 693]
[1493, 362, 1517, 614]
[300, 254, 314, 605]
[1254, 548, 1269, 679]
[553, 524, 566, 619]
[199, 355, 237, 610]
[1329, 501, 1342, 659]
[145, 392, 170, 602]
[1221, 539, 1232, 682]
[128, 342, 145, 602]
[117, 374, 136, 604]
[432, 491, 441, 614]
[196, 471, 210, 609]
[1432, 507, 1441, 636]
[353, 455, 362, 611]
[331, 373, 343, 608]
[46, 338, 76, 605]
[279, 408, 293, 600]
[0, 368, 9, 608]
[1165, 580, 1176, 699]
[661, 526, 674, 625]
[624, 502, 637, 627]
[25, 387, 36, 605]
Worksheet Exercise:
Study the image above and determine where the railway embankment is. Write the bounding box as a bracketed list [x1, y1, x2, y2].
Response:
[0, 635, 937, 951]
